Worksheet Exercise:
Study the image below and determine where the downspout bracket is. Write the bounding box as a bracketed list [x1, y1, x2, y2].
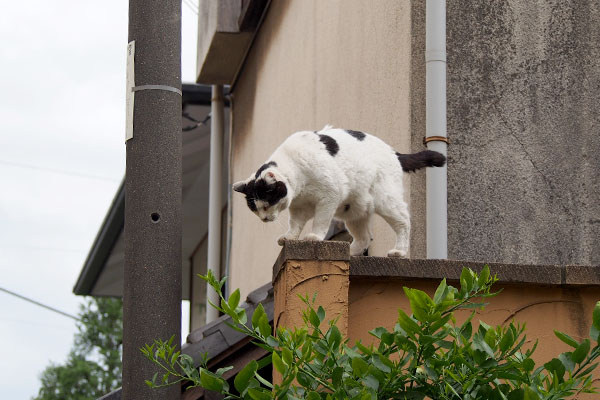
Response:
[423, 136, 450, 145]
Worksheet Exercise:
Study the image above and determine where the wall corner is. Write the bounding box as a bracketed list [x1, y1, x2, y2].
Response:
[272, 240, 351, 335]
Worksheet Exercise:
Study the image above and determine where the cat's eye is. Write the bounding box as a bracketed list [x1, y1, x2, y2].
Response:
[263, 206, 268, 211]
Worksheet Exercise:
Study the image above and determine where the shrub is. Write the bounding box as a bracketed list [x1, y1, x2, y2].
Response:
[142, 266, 600, 399]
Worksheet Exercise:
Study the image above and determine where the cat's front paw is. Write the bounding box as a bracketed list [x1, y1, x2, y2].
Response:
[304, 233, 323, 241]
[277, 234, 296, 246]
[387, 249, 407, 258]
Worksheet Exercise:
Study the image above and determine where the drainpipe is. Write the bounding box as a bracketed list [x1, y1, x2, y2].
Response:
[206, 84, 224, 323]
[425, 0, 448, 259]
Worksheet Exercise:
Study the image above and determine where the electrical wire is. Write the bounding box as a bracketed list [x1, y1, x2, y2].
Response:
[0, 287, 80, 321]
[183, 112, 211, 132]
[0, 159, 120, 182]
[0, 245, 86, 254]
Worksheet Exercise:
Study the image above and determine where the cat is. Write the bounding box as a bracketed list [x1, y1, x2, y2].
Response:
[233, 125, 446, 257]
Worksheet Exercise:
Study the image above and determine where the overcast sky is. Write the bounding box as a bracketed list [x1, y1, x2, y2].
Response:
[0, 1, 198, 398]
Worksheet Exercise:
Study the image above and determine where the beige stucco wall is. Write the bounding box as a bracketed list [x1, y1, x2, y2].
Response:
[230, 0, 423, 299]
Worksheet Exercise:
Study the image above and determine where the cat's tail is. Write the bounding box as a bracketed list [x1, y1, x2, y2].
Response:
[396, 150, 446, 173]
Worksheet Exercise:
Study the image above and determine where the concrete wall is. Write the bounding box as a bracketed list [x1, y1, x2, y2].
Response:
[230, 0, 425, 299]
[273, 242, 600, 398]
[447, 0, 600, 265]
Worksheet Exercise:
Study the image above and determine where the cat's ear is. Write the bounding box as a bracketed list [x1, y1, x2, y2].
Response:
[264, 171, 277, 184]
[233, 181, 247, 193]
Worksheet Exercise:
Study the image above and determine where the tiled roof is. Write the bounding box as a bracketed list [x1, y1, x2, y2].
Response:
[99, 282, 273, 400]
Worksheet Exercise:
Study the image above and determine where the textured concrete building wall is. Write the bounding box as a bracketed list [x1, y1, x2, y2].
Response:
[447, 1, 600, 265]
[229, 0, 423, 298]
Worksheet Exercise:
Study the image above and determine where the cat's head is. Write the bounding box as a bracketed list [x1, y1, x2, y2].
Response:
[233, 162, 289, 222]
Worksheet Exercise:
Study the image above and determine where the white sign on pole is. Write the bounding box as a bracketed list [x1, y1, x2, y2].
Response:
[125, 41, 135, 142]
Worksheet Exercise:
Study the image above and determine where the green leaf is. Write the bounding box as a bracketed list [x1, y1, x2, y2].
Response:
[352, 357, 369, 377]
[258, 314, 272, 338]
[306, 391, 321, 400]
[576, 362, 598, 377]
[572, 339, 590, 364]
[398, 309, 421, 336]
[236, 308, 247, 325]
[592, 301, 600, 341]
[523, 386, 541, 400]
[296, 371, 311, 388]
[219, 276, 228, 289]
[484, 326, 497, 348]
[332, 366, 344, 388]
[558, 352, 575, 372]
[473, 334, 495, 358]
[544, 358, 565, 382]
[228, 289, 241, 311]
[372, 355, 391, 373]
[254, 371, 273, 389]
[403, 287, 433, 322]
[170, 350, 180, 366]
[329, 325, 342, 349]
[309, 309, 320, 328]
[478, 265, 490, 287]
[247, 387, 272, 400]
[215, 366, 234, 376]
[460, 321, 473, 341]
[522, 358, 535, 372]
[317, 306, 325, 323]
[593, 301, 600, 331]
[433, 279, 448, 304]
[554, 330, 579, 348]
[363, 374, 379, 391]
[200, 369, 224, 392]
[282, 347, 293, 366]
[272, 352, 287, 374]
[252, 304, 266, 331]
[498, 328, 514, 353]
[234, 360, 258, 393]
[266, 336, 279, 348]
[460, 267, 474, 293]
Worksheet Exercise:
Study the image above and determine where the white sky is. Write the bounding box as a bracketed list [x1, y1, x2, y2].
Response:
[0, 1, 198, 398]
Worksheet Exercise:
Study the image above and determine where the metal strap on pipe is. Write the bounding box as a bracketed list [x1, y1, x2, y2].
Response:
[423, 136, 450, 145]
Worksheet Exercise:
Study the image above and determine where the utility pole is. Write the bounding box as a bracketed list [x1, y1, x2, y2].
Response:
[123, 0, 182, 398]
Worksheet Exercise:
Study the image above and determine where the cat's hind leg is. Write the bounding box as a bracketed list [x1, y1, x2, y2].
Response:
[278, 206, 312, 245]
[346, 216, 372, 256]
[376, 196, 411, 258]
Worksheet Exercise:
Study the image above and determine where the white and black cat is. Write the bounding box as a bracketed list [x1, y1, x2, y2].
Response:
[233, 126, 446, 257]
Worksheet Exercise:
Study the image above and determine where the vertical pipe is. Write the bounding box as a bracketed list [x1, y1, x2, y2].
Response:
[206, 84, 224, 323]
[123, 0, 181, 398]
[425, 0, 448, 259]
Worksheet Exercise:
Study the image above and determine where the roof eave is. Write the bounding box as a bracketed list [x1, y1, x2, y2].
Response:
[73, 180, 125, 296]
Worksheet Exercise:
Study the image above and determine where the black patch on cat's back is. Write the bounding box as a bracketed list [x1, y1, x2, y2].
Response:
[255, 161, 277, 178]
[317, 134, 339, 156]
[345, 130, 366, 141]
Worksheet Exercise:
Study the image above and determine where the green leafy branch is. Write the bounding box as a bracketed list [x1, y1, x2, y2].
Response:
[141, 266, 600, 399]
